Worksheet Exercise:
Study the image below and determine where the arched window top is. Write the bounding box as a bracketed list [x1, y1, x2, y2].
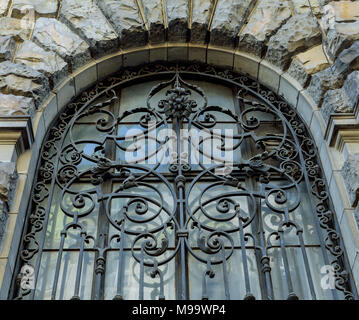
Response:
[13, 63, 357, 300]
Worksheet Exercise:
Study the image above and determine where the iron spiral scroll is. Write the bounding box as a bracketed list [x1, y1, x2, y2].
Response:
[12, 62, 357, 300]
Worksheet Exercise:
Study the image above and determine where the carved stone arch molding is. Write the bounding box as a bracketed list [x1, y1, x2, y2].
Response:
[0, 0, 359, 300]
[2, 61, 358, 300]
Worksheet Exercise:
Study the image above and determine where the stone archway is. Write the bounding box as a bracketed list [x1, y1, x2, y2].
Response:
[0, 0, 359, 298]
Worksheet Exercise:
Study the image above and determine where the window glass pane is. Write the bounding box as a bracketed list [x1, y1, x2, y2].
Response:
[35, 251, 95, 300]
[262, 182, 320, 245]
[104, 251, 176, 300]
[188, 249, 261, 299]
[268, 247, 342, 300]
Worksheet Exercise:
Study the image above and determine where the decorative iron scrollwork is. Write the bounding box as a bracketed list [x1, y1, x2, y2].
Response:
[12, 62, 357, 301]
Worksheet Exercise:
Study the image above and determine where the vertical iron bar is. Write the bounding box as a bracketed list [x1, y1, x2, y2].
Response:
[221, 244, 230, 300]
[72, 232, 86, 300]
[298, 231, 317, 299]
[114, 220, 125, 300]
[278, 233, 297, 300]
[51, 232, 66, 300]
[139, 245, 145, 300]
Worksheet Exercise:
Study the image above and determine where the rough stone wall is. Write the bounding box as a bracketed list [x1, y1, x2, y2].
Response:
[0, 0, 358, 234]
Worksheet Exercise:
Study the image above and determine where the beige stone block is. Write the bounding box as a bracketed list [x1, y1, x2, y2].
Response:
[258, 60, 283, 93]
[53, 76, 75, 114]
[97, 52, 123, 80]
[123, 47, 150, 67]
[31, 110, 44, 139]
[74, 61, 98, 95]
[293, 45, 329, 75]
[41, 93, 58, 129]
[330, 1, 359, 22]
[329, 171, 353, 221]
[297, 90, 317, 126]
[340, 209, 359, 268]
[188, 44, 207, 64]
[167, 44, 188, 62]
[234, 51, 261, 79]
[278, 73, 302, 108]
[320, 141, 345, 187]
[0, 258, 8, 289]
[353, 253, 359, 291]
[310, 111, 326, 152]
[207, 46, 234, 69]
[319, 142, 334, 184]
[149, 44, 167, 63]
[0, 145, 15, 162]
[16, 149, 31, 174]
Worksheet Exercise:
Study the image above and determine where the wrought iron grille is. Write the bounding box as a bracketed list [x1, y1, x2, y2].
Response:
[11, 63, 358, 300]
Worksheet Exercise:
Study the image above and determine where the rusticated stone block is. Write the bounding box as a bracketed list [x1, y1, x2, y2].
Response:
[0, 35, 16, 62]
[0, 61, 49, 108]
[98, 0, 146, 49]
[322, 1, 359, 59]
[239, 0, 291, 57]
[191, 0, 215, 44]
[325, 22, 359, 60]
[0, 17, 33, 41]
[166, 0, 189, 42]
[265, 14, 321, 70]
[321, 88, 350, 121]
[291, 0, 322, 16]
[11, 0, 58, 18]
[60, 0, 119, 56]
[0, 0, 9, 16]
[32, 18, 91, 71]
[15, 40, 67, 88]
[141, 0, 165, 44]
[0, 92, 35, 115]
[307, 41, 359, 106]
[288, 45, 329, 87]
[342, 153, 359, 207]
[321, 71, 359, 121]
[210, 0, 256, 48]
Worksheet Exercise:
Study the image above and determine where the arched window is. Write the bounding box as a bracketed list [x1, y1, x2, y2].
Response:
[12, 63, 357, 300]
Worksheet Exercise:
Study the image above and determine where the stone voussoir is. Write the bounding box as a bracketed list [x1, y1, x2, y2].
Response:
[0, 60, 49, 108]
[210, 0, 256, 48]
[238, 0, 292, 57]
[322, 1, 359, 60]
[32, 17, 91, 72]
[14, 40, 68, 88]
[141, 0, 165, 44]
[321, 69, 359, 121]
[191, 0, 215, 44]
[265, 13, 321, 70]
[288, 45, 329, 87]
[166, 0, 189, 43]
[307, 41, 359, 106]
[60, 0, 119, 57]
[98, 0, 147, 49]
